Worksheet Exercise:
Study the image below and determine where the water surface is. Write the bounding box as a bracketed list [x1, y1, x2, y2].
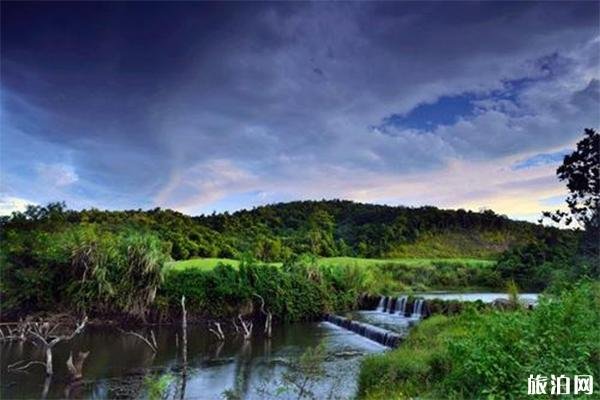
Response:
[417, 292, 539, 304]
[1, 322, 384, 399]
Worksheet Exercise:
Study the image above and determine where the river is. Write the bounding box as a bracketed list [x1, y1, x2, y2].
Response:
[1, 322, 384, 399]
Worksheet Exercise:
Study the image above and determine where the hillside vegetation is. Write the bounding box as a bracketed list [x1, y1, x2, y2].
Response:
[1, 200, 557, 263]
[167, 257, 495, 271]
[1, 200, 584, 317]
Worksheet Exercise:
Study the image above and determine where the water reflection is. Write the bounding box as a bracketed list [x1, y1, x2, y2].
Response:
[1, 322, 384, 399]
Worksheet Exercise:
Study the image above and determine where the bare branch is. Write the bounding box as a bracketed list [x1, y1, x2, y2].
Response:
[49, 316, 88, 347]
[238, 314, 253, 341]
[7, 360, 46, 372]
[118, 329, 157, 353]
[150, 330, 157, 350]
[209, 322, 225, 341]
[252, 293, 272, 338]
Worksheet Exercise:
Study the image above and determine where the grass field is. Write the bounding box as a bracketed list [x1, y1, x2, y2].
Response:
[166, 256, 495, 271]
[316, 257, 495, 268]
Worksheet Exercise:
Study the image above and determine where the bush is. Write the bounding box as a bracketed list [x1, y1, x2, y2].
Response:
[159, 256, 371, 321]
[495, 230, 583, 291]
[369, 262, 501, 292]
[1, 223, 169, 318]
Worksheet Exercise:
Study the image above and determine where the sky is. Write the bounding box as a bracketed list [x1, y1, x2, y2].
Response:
[1, 2, 599, 221]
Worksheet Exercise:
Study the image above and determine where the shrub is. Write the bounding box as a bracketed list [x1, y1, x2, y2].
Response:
[159, 256, 372, 321]
[1, 224, 169, 318]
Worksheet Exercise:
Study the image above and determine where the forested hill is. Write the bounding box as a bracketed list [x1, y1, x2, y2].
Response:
[195, 200, 549, 260]
[2, 200, 563, 261]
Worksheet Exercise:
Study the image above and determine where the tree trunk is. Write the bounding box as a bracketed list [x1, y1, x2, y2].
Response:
[45, 346, 53, 376]
[265, 312, 272, 338]
[181, 296, 187, 367]
[180, 296, 188, 400]
[66, 351, 89, 381]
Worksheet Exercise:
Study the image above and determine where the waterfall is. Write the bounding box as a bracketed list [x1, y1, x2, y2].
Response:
[324, 314, 402, 348]
[386, 297, 395, 313]
[411, 299, 424, 319]
[395, 296, 408, 316]
[376, 296, 387, 312]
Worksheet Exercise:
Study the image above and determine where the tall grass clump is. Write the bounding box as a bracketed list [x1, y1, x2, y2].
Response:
[1, 223, 169, 319]
[161, 255, 374, 321]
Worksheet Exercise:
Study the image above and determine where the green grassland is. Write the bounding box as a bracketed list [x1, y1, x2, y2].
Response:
[385, 231, 520, 259]
[166, 257, 242, 271]
[166, 256, 495, 271]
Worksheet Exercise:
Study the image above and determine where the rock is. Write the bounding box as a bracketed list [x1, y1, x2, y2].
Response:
[492, 298, 512, 309]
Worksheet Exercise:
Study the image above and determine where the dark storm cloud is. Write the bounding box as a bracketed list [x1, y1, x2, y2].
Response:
[1, 1, 598, 213]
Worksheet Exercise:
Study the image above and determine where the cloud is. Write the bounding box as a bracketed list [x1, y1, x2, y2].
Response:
[154, 159, 259, 213]
[36, 163, 78, 187]
[0, 196, 35, 216]
[1, 2, 598, 218]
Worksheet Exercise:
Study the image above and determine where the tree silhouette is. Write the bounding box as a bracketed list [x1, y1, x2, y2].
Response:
[542, 128, 599, 257]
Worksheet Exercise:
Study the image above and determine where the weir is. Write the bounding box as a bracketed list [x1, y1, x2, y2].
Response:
[395, 296, 408, 315]
[411, 299, 424, 319]
[324, 314, 402, 348]
[373, 295, 426, 319]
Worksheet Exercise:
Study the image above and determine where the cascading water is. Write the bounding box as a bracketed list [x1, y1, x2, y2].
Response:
[376, 296, 386, 312]
[395, 296, 408, 316]
[386, 297, 395, 313]
[411, 299, 424, 319]
[324, 314, 402, 348]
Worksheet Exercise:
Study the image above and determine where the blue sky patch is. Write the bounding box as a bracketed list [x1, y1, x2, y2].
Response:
[381, 94, 476, 132]
[540, 195, 566, 207]
[512, 150, 568, 170]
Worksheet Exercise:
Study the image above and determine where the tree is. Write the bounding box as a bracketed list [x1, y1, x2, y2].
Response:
[304, 209, 335, 256]
[542, 128, 599, 258]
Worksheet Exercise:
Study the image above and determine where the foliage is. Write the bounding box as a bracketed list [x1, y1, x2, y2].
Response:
[542, 129, 599, 231]
[495, 221, 594, 291]
[1, 199, 549, 263]
[166, 256, 494, 273]
[358, 282, 600, 399]
[160, 256, 357, 321]
[542, 128, 599, 261]
[366, 261, 502, 293]
[0, 199, 584, 318]
[117, 233, 168, 318]
[160, 253, 509, 321]
[0, 214, 168, 318]
[494, 129, 600, 292]
[144, 373, 174, 400]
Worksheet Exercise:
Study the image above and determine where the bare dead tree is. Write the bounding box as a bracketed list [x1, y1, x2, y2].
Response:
[209, 322, 225, 341]
[7, 316, 88, 377]
[0, 320, 29, 342]
[63, 350, 90, 400]
[237, 314, 253, 341]
[180, 296, 188, 400]
[253, 293, 272, 338]
[66, 351, 90, 381]
[28, 316, 88, 376]
[181, 296, 187, 366]
[231, 317, 240, 334]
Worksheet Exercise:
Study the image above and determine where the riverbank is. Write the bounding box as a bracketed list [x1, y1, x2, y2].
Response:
[358, 282, 600, 399]
[3, 280, 594, 399]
